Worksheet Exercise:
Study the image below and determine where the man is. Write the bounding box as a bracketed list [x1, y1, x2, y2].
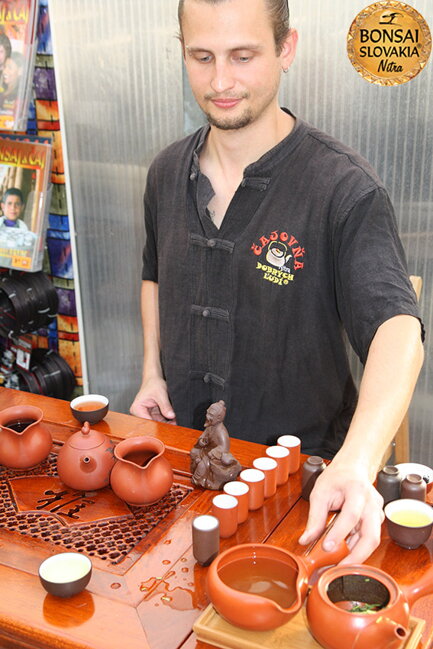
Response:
[131, 0, 424, 564]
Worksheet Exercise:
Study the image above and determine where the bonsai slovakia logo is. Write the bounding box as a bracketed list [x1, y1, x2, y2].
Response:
[347, 2, 431, 85]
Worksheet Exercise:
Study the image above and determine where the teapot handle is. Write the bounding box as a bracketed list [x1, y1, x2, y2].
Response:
[303, 535, 349, 576]
[402, 563, 433, 607]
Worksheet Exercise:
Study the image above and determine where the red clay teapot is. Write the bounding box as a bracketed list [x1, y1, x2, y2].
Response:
[207, 538, 349, 631]
[0, 405, 52, 469]
[56, 421, 116, 490]
[306, 563, 433, 649]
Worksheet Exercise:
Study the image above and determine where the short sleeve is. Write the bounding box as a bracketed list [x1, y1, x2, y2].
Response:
[141, 168, 158, 282]
[334, 187, 423, 363]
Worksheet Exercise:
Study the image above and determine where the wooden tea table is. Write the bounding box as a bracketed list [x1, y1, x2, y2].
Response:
[0, 387, 432, 649]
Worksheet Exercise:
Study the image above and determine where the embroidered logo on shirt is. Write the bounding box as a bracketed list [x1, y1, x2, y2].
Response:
[251, 230, 305, 286]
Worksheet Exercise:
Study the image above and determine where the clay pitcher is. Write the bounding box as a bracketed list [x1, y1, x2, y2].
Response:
[0, 405, 52, 469]
[56, 421, 116, 491]
[306, 563, 433, 649]
[110, 436, 173, 506]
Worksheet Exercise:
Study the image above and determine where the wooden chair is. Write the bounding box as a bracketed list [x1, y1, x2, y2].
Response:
[384, 275, 423, 465]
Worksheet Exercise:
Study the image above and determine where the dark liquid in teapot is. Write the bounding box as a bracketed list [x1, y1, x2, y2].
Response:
[5, 419, 36, 432]
[218, 557, 298, 608]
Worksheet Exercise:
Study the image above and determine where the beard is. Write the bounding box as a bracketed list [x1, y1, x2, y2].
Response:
[204, 107, 254, 131]
[200, 91, 253, 131]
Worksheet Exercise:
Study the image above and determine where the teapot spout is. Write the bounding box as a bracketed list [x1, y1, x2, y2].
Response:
[352, 617, 408, 649]
[80, 455, 97, 472]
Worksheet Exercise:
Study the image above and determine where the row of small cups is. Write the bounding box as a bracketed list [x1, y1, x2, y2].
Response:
[210, 435, 301, 538]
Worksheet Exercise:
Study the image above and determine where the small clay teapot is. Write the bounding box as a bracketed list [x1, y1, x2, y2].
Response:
[207, 538, 349, 631]
[0, 405, 52, 469]
[56, 422, 116, 491]
[306, 563, 433, 649]
[110, 436, 173, 506]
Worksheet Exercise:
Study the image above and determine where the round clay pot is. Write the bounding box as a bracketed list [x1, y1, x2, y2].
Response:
[307, 563, 433, 649]
[57, 422, 116, 491]
[206, 539, 348, 631]
[0, 405, 52, 469]
[110, 436, 173, 506]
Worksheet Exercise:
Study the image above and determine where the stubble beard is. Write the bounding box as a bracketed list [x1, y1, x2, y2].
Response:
[204, 107, 255, 131]
[200, 91, 253, 131]
[200, 81, 280, 132]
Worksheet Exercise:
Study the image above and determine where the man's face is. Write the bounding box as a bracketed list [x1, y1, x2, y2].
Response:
[181, 0, 295, 131]
[2, 195, 23, 221]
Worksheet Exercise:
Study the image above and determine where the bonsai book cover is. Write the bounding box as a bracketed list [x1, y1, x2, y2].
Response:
[0, 133, 52, 271]
[0, 0, 38, 131]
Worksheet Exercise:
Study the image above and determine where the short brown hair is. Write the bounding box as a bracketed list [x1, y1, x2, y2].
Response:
[178, 0, 290, 54]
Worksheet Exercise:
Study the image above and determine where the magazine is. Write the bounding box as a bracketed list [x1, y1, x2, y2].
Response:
[0, 133, 52, 271]
[0, 0, 38, 131]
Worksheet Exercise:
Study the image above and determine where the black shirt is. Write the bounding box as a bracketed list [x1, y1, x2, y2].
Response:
[142, 114, 422, 458]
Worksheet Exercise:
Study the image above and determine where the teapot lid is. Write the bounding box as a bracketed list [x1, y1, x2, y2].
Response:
[68, 422, 107, 449]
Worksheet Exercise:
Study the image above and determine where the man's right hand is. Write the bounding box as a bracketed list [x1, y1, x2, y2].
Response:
[130, 377, 177, 424]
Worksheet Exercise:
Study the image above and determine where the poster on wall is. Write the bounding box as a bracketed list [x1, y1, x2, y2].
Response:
[0, 133, 52, 271]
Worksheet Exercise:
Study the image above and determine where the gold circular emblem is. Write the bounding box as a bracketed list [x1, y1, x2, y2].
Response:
[347, 2, 432, 85]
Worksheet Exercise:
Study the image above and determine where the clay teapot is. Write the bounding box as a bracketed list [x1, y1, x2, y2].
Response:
[0, 405, 52, 469]
[306, 563, 433, 649]
[56, 421, 116, 490]
[206, 538, 349, 631]
[110, 436, 173, 506]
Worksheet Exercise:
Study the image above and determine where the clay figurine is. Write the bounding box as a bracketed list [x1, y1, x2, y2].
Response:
[190, 400, 241, 490]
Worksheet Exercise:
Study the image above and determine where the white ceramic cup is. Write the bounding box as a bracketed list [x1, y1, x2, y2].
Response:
[223, 481, 250, 523]
[253, 457, 278, 498]
[277, 435, 301, 473]
[239, 468, 265, 510]
[211, 494, 239, 538]
[266, 445, 290, 485]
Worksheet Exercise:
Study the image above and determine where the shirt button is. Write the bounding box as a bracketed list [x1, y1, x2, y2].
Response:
[202, 309, 210, 318]
[207, 239, 216, 248]
[203, 373, 211, 384]
[189, 171, 197, 181]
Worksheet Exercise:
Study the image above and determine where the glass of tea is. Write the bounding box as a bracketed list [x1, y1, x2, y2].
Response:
[384, 498, 433, 549]
[70, 394, 109, 425]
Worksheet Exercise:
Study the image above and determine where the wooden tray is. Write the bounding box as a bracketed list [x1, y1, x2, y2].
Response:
[193, 604, 425, 649]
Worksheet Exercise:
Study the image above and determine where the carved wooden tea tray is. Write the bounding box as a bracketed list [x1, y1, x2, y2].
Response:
[1, 389, 433, 649]
[0, 450, 193, 565]
[193, 604, 426, 649]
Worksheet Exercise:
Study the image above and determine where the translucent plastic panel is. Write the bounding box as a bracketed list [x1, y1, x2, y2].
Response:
[49, 0, 183, 410]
